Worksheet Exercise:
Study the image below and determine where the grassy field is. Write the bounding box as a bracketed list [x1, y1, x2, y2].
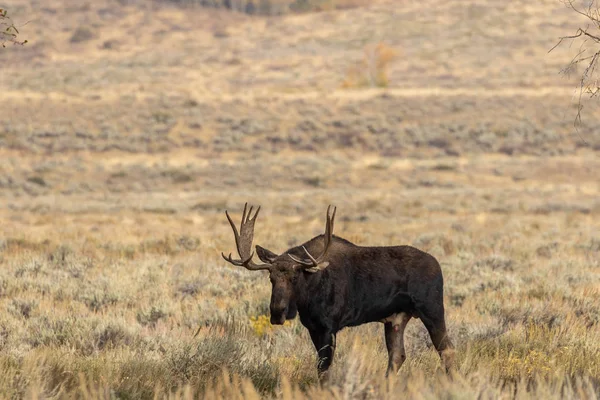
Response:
[1, 0, 599, 398]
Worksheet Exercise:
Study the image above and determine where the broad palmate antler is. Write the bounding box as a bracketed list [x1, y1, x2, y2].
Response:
[221, 203, 272, 271]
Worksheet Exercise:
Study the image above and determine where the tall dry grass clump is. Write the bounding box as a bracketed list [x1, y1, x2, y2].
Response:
[342, 42, 398, 88]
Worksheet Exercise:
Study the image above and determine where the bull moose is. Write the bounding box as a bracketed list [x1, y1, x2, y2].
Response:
[221, 203, 455, 382]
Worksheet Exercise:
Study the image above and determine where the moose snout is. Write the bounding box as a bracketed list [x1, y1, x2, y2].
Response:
[270, 307, 287, 325]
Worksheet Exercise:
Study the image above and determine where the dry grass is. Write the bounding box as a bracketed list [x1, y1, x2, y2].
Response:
[0, 171, 598, 398]
[1, 0, 599, 398]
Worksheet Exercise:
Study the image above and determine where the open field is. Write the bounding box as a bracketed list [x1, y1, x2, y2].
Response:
[1, 0, 600, 398]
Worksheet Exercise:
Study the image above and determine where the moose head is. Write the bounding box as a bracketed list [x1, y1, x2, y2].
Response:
[221, 203, 336, 325]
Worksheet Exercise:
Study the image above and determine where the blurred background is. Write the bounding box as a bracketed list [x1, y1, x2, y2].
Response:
[1, 0, 599, 215]
[1, 0, 599, 206]
[0, 0, 599, 398]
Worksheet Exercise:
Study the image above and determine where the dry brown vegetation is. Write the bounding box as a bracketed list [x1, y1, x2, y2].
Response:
[342, 42, 398, 88]
[1, 0, 599, 398]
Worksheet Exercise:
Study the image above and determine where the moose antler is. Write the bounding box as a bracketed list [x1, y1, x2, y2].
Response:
[289, 205, 336, 272]
[222, 203, 272, 271]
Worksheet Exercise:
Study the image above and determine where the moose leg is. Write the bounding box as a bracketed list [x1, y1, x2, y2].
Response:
[418, 308, 455, 374]
[309, 329, 336, 384]
[383, 312, 411, 376]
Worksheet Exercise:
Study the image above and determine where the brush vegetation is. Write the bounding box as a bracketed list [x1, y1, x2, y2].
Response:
[0, 191, 598, 398]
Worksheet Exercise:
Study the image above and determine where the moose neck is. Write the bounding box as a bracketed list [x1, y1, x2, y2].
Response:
[288, 235, 356, 330]
[292, 270, 312, 306]
[292, 267, 339, 332]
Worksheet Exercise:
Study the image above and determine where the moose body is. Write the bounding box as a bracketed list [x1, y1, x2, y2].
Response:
[222, 204, 455, 382]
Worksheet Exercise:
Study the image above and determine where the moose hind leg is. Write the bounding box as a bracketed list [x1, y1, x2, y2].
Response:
[383, 312, 411, 376]
[309, 329, 336, 384]
[418, 307, 455, 373]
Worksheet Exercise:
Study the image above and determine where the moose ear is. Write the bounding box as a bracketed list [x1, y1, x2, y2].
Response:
[256, 245, 279, 263]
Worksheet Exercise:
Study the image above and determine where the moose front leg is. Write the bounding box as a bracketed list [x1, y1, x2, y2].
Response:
[309, 329, 336, 384]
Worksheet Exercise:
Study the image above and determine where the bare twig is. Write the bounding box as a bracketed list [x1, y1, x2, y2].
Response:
[548, 30, 585, 53]
[550, 1, 600, 136]
[0, 8, 28, 47]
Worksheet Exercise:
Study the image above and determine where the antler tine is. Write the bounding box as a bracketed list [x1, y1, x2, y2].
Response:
[325, 205, 336, 250]
[251, 206, 261, 221]
[288, 252, 313, 266]
[221, 251, 257, 267]
[302, 246, 319, 264]
[221, 252, 242, 266]
[330, 206, 336, 232]
[246, 205, 254, 223]
[288, 246, 318, 266]
[330, 207, 336, 241]
[288, 205, 337, 269]
[325, 205, 336, 242]
[225, 210, 241, 252]
[241, 202, 248, 226]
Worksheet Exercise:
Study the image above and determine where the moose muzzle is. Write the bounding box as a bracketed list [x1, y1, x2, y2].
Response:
[270, 307, 287, 325]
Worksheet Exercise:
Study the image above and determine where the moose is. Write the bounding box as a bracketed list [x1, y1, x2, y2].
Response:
[221, 203, 455, 382]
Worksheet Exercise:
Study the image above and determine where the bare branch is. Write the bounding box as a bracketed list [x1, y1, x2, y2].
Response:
[551, 1, 600, 132]
[0, 8, 28, 47]
[548, 29, 584, 53]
